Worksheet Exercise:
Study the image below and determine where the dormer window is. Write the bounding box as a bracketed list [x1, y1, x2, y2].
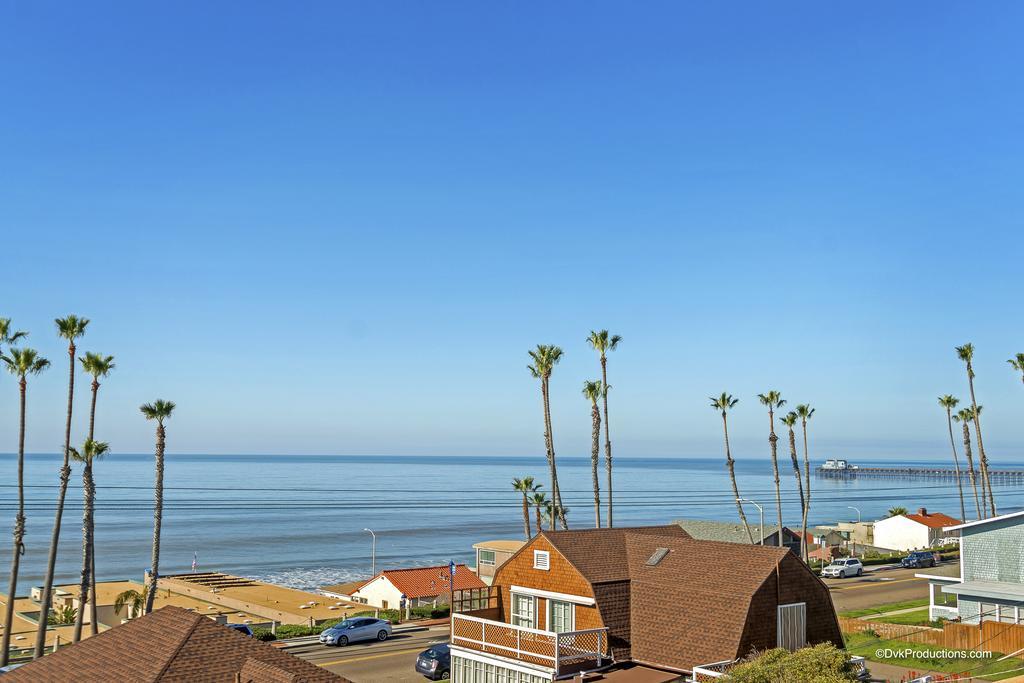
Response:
[533, 550, 550, 570]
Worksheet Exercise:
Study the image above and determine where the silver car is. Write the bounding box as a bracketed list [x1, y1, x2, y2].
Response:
[319, 617, 392, 646]
[821, 558, 863, 578]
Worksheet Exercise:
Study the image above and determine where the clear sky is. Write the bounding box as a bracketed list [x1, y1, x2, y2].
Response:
[2, 2, 1022, 459]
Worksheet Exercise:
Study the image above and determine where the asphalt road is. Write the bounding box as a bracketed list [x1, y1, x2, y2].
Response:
[824, 561, 960, 612]
[291, 625, 450, 682]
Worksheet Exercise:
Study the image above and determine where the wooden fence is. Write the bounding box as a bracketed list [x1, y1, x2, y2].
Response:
[839, 616, 1024, 655]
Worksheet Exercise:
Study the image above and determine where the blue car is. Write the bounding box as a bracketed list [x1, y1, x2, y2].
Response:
[416, 643, 451, 680]
[319, 617, 392, 646]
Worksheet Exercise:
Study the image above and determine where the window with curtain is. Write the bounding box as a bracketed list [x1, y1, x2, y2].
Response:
[511, 594, 535, 628]
[548, 600, 573, 633]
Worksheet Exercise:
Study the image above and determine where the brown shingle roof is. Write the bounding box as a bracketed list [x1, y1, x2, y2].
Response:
[4, 606, 348, 683]
[539, 525, 691, 583]
[359, 564, 486, 599]
[528, 525, 837, 673]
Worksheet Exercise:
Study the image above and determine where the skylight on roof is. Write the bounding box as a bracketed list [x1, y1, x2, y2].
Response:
[646, 547, 670, 566]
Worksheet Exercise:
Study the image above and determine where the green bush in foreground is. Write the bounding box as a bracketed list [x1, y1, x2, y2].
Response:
[252, 628, 276, 641]
[726, 643, 860, 682]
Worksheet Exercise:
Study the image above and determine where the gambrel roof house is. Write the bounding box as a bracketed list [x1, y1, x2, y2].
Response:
[450, 525, 842, 682]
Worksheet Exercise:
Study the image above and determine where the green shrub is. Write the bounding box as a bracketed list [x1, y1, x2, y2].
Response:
[727, 643, 861, 682]
[252, 628, 276, 641]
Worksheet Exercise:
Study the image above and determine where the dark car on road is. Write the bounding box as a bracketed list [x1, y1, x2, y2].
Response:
[415, 643, 451, 680]
[901, 551, 938, 568]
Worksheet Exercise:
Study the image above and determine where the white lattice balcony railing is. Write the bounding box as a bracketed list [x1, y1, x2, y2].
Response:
[692, 655, 868, 681]
[451, 613, 609, 677]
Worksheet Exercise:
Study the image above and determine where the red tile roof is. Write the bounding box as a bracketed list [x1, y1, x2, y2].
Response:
[4, 605, 348, 683]
[360, 564, 485, 599]
[905, 510, 962, 528]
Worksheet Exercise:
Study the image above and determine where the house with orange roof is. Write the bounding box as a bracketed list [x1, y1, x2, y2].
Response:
[873, 507, 962, 551]
[350, 564, 487, 609]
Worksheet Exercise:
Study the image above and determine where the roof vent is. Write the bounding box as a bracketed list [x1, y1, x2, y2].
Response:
[646, 547, 670, 566]
[918, 508, 927, 516]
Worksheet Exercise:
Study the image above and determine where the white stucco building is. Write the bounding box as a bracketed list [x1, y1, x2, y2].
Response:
[347, 564, 486, 609]
[872, 507, 961, 551]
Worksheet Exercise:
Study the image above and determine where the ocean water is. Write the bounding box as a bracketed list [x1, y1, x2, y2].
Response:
[1, 453, 1022, 592]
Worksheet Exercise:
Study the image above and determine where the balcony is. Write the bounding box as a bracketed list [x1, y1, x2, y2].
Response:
[451, 613, 610, 678]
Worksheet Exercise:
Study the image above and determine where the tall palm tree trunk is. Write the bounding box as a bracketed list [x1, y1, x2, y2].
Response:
[945, 408, 966, 522]
[534, 504, 543, 534]
[600, 357, 613, 528]
[590, 403, 601, 528]
[767, 409, 783, 547]
[1, 378, 27, 667]
[520, 493, 531, 539]
[787, 427, 806, 558]
[962, 423, 982, 519]
[541, 379, 567, 529]
[722, 413, 755, 543]
[72, 463, 94, 642]
[966, 370, 996, 516]
[800, 420, 812, 564]
[33, 343, 76, 659]
[144, 424, 166, 614]
[88, 379, 99, 635]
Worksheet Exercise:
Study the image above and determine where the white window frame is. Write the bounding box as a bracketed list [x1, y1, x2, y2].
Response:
[547, 599, 575, 633]
[478, 549, 496, 566]
[511, 593, 536, 629]
[533, 550, 550, 570]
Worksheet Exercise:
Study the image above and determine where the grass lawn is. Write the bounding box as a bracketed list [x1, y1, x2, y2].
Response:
[870, 608, 941, 627]
[840, 598, 930, 619]
[845, 631, 1024, 681]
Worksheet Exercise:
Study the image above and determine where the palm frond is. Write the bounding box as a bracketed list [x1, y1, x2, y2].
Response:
[79, 352, 116, 378]
[140, 399, 176, 422]
[55, 315, 90, 341]
[2, 348, 51, 377]
[938, 395, 959, 409]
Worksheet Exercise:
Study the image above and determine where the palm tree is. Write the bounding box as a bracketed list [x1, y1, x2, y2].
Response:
[757, 391, 786, 547]
[70, 440, 110, 643]
[512, 477, 537, 539]
[79, 352, 114, 636]
[968, 404, 994, 517]
[34, 314, 89, 659]
[953, 408, 982, 518]
[527, 345, 567, 529]
[113, 586, 149, 620]
[795, 404, 815, 563]
[141, 399, 175, 614]
[587, 331, 621, 527]
[530, 491, 548, 534]
[938, 395, 966, 522]
[0, 319, 27, 352]
[1009, 353, 1024, 385]
[47, 605, 77, 626]
[710, 393, 754, 543]
[781, 411, 806, 557]
[582, 380, 604, 527]
[0, 347, 50, 666]
[543, 502, 570, 530]
[956, 344, 995, 517]
[887, 506, 908, 517]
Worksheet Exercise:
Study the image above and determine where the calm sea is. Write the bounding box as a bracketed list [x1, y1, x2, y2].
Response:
[1, 453, 1022, 592]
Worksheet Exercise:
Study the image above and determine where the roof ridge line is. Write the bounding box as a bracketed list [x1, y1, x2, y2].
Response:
[153, 609, 204, 682]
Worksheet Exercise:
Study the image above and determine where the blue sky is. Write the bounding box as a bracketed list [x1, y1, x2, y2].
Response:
[1, 2, 1022, 459]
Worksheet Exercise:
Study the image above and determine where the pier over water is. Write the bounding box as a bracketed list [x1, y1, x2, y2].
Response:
[816, 465, 1024, 482]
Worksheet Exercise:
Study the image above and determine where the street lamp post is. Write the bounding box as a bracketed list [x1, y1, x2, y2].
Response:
[737, 498, 765, 545]
[363, 528, 376, 577]
[846, 507, 861, 557]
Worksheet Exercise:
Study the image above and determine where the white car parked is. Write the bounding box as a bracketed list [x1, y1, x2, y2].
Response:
[821, 558, 863, 578]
